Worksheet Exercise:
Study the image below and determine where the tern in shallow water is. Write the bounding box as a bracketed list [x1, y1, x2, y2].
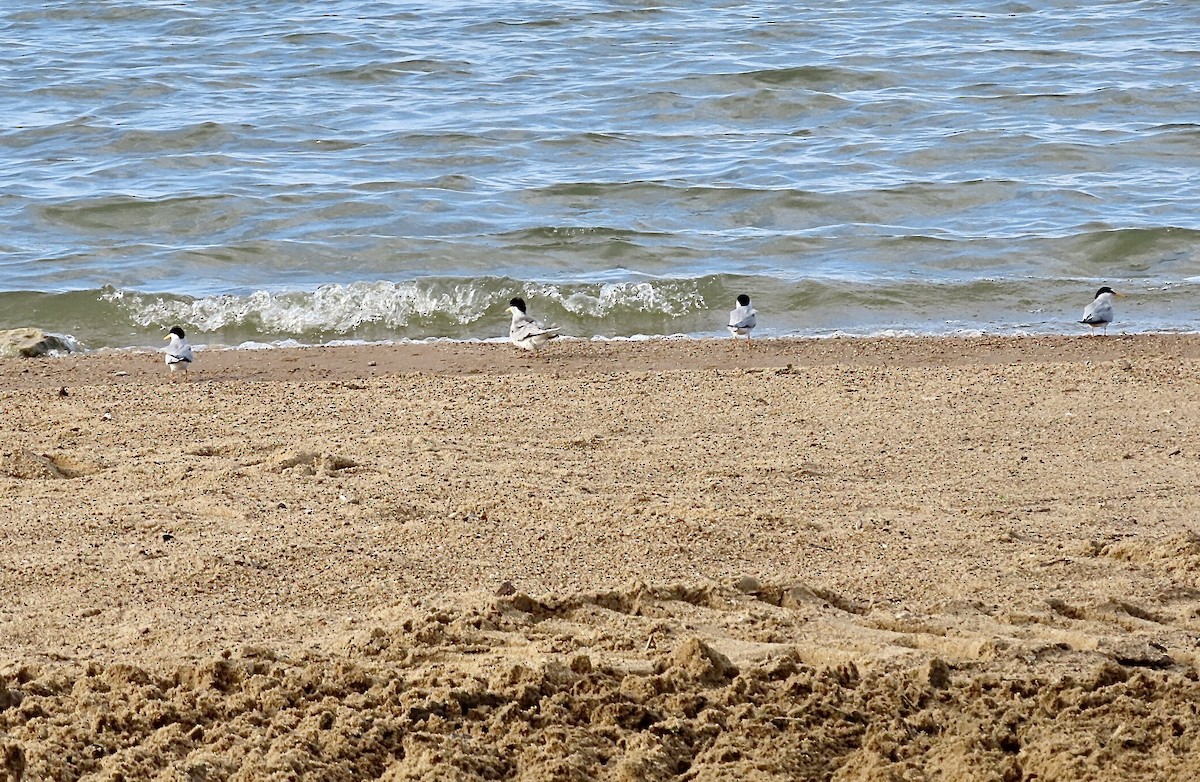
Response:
[727, 294, 757, 343]
[164, 326, 194, 378]
[507, 297, 560, 353]
[1079, 286, 1122, 335]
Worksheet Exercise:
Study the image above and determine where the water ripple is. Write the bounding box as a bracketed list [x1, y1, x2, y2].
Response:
[2, 0, 1199, 345]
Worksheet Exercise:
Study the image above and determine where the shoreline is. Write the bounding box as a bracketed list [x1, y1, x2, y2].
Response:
[5, 332, 1200, 390]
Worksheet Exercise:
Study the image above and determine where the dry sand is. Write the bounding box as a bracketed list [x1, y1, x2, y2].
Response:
[3, 335, 1200, 780]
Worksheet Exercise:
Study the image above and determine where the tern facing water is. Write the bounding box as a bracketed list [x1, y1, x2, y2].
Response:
[507, 298, 560, 353]
[727, 294, 757, 342]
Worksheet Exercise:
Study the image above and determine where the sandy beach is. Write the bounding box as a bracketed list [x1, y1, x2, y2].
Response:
[3, 334, 1200, 780]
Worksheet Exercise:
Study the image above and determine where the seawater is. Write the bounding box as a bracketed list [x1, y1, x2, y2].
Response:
[2, 1, 1200, 350]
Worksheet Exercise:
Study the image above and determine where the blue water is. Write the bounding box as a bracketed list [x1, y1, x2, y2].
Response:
[2, 1, 1199, 349]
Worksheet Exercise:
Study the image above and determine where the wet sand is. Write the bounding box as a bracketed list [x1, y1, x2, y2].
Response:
[3, 335, 1200, 780]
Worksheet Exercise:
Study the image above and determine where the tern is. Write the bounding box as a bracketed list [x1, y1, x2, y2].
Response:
[507, 298, 560, 353]
[164, 326, 194, 378]
[1079, 287, 1123, 335]
[727, 294, 757, 343]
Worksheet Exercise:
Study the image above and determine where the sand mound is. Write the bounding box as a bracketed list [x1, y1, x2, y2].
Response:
[0, 449, 106, 480]
[265, 449, 360, 476]
[0, 449, 68, 480]
[4, 586, 1199, 781]
[1102, 532, 1200, 575]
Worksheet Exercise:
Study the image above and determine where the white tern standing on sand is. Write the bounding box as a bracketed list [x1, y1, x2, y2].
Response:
[1079, 286, 1123, 335]
[164, 326, 194, 378]
[507, 297, 560, 352]
[727, 294, 757, 341]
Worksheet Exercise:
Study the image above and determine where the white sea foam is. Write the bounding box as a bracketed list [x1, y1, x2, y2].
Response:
[105, 282, 499, 333]
[530, 281, 706, 318]
[102, 279, 711, 337]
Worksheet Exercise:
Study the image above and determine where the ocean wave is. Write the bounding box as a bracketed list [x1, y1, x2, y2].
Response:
[711, 65, 896, 92]
[4, 271, 1200, 350]
[98, 278, 716, 342]
[531, 281, 707, 318]
[104, 281, 494, 333]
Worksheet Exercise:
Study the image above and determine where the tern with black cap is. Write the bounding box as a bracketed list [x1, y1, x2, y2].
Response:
[164, 326, 195, 378]
[507, 297, 560, 353]
[1079, 287, 1123, 335]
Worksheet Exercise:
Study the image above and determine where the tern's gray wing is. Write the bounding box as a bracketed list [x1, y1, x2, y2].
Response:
[166, 342, 194, 364]
[511, 317, 558, 341]
[1080, 300, 1113, 325]
[728, 306, 757, 330]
